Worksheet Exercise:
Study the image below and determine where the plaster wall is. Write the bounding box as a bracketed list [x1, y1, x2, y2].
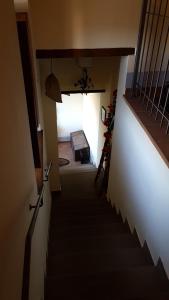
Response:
[29, 0, 142, 71]
[0, 3, 53, 299]
[108, 56, 169, 278]
[57, 94, 83, 141]
[0, 1, 36, 298]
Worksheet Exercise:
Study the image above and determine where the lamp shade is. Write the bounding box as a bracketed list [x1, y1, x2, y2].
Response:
[45, 73, 62, 103]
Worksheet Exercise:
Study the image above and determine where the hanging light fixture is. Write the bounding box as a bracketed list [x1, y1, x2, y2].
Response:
[74, 67, 94, 94]
[45, 58, 62, 103]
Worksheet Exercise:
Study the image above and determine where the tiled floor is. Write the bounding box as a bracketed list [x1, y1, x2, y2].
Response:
[58, 142, 81, 167]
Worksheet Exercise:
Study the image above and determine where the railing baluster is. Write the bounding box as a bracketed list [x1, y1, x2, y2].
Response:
[154, 25, 169, 119]
[137, 0, 152, 94]
[146, 0, 163, 109]
[132, 0, 149, 94]
[149, 0, 169, 113]
[133, 0, 169, 135]
[141, 0, 157, 102]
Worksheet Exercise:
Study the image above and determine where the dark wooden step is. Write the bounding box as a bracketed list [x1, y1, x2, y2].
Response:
[51, 213, 122, 225]
[52, 193, 104, 205]
[52, 200, 110, 209]
[47, 248, 153, 276]
[46, 171, 169, 300]
[59, 187, 98, 197]
[60, 171, 97, 183]
[51, 208, 119, 219]
[45, 266, 169, 299]
[50, 214, 125, 228]
[52, 198, 110, 206]
[51, 202, 112, 212]
[49, 222, 132, 241]
[48, 233, 140, 255]
[45, 292, 169, 300]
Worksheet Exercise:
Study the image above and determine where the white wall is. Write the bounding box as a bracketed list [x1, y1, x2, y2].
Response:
[29, 0, 141, 71]
[29, 0, 142, 72]
[57, 94, 83, 140]
[82, 93, 100, 166]
[0, 2, 53, 299]
[108, 96, 169, 278]
[39, 60, 61, 191]
[0, 1, 50, 299]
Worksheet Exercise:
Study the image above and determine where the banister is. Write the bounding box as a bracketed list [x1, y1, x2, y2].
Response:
[21, 161, 52, 300]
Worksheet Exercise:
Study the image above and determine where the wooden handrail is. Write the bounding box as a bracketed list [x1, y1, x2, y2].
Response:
[21, 161, 52, 300]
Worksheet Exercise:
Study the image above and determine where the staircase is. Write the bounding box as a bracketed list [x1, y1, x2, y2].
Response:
[45, 170, 169, 299]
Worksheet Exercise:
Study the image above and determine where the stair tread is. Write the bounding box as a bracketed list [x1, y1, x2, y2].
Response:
[45, 171, 169, 300]
[47, 248, 153, 275]
[45, 294, 169, 300]
[51, 215, 123, 225]
[51, 204, 114, 212]
[46, 266, 169, 297]
[48, 234, 140, 254]
[49, 224, 132, 241]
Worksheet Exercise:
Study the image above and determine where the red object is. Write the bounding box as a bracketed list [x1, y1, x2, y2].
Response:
[104, 132, 112, 139]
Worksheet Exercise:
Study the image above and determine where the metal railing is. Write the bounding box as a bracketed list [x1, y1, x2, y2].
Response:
[132, 0, 169, 133]
[21, 161, 52, 300]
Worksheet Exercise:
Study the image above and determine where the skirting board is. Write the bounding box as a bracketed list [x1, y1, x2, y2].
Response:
[108, 197, 169, 280]
[58, 137, 71, 142]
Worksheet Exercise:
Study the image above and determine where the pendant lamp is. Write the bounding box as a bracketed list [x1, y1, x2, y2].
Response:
[45, 58, 62, 103]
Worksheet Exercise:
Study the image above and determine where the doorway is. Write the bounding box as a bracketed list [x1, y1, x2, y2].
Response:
[57, 92, 101, 170]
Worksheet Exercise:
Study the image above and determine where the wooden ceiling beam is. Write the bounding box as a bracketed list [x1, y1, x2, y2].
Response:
[36, 48, 135, 59]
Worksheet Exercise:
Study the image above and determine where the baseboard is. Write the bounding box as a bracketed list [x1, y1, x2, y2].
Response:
[58, 137, 70, 142]
[112, 201, 169, 279]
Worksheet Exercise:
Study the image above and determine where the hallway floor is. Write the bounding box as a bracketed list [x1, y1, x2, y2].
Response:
[45, 170, 169, 299]
[58, 142, 81, 168]
[58, 141, 93, 173]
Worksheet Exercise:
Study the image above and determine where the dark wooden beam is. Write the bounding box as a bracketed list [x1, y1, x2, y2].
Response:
[36, 48, 135, 59]
[62, 89, 106, 95]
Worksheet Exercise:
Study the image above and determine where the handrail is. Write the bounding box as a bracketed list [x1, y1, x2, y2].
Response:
[22, 161, 52, 300]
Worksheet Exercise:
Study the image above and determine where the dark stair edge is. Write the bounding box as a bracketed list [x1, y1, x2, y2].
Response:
[114, 205, 169, 283]
[142, 241, 154, 265]
[157, 258, 169, 283]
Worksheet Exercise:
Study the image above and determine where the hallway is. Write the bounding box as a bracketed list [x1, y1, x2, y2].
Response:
[45, 170, 169, 299]
[58, 141, 81, 168]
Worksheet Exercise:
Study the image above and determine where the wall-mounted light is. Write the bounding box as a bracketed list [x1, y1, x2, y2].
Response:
[45, 58, 62, 103]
